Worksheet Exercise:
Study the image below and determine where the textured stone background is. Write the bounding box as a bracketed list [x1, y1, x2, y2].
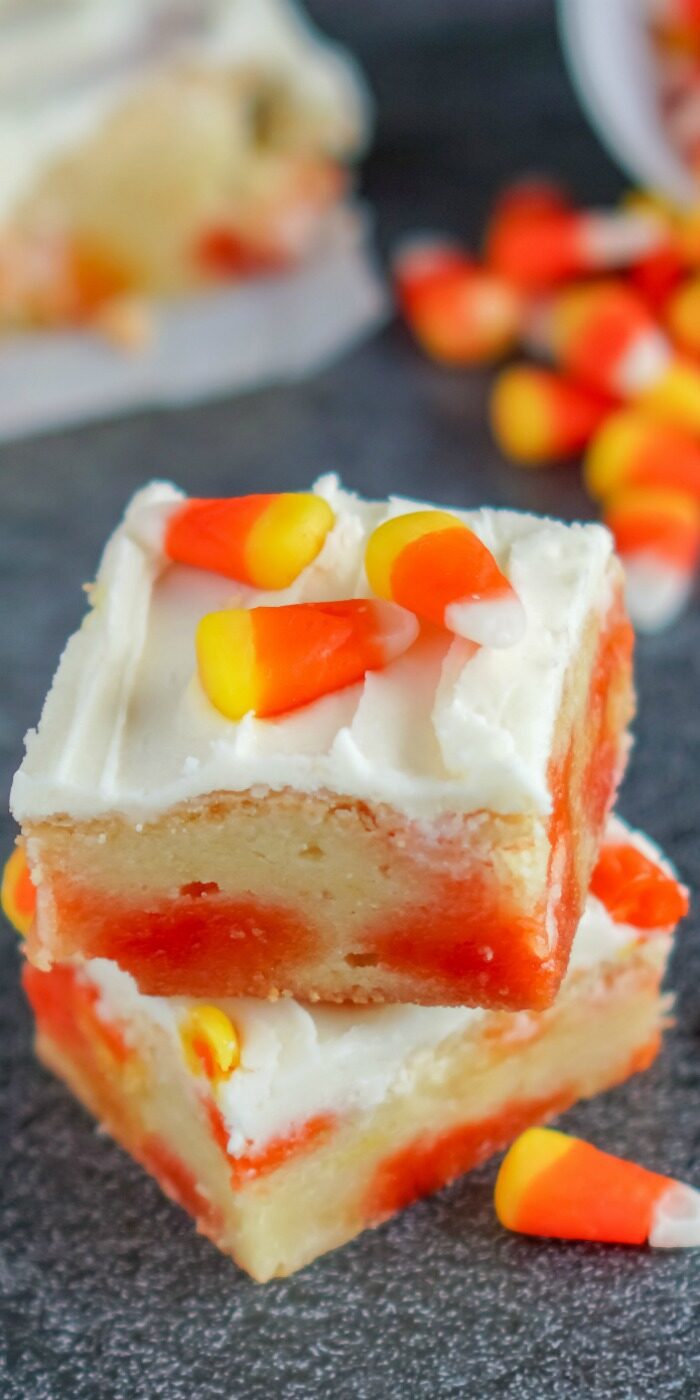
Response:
[2, 2, 700, 1396]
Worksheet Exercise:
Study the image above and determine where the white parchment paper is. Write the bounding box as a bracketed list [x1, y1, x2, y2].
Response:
[0, 207, 387, 441]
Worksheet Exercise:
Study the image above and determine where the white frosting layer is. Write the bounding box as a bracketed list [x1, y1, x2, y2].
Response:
[9, 476, 613, 823]
[0, 0, 368, 225]
[84, 818, 674, 1156]
[11, 476, 615, 825]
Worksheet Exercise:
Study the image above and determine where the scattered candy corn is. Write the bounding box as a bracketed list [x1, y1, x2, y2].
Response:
[591, 840, 689, 929]
[487, 174, 570, 224]
[530, 279, 700, 433]
[394, 249, 522, 365]
[1, 846, 36, 936]
[526, 280, 671, 398]
[490, 365, 614, 464]
[487, 208, 665, 293]
[585, 409, 700, 501]
[393, 234, 473, 317]
[630, 239, 686, 313]
[495, 1127, 700, 1248]
[664, 273, 700, 355]
[603, 486, 700, 631]
[180, 1006, 240, 1081]
[365, 509, 526, 646]
[131, 493, 335, 590]
[396, 171, 700, 633]
[196, 598, 419, 721]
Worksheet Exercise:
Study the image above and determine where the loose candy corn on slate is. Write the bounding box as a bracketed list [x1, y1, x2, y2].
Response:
[490, 366, 614, 465]
[527, 278, 700, 433]
[664, 274, 700, 354]
[585, 409, 700, 501]
[393, 239, 522, 365]
[603, 486, 700, 632]
[487, 208, 665, 293]
[396, 177, 700, 633]
[364, 510, 525, 647]
[11, 477, 633, 1009]
[495, 1127, 700, 1248]
[17, 815, 684, 1278]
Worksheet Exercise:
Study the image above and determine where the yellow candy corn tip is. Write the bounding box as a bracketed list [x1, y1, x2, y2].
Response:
[667, 279, 700, 351]
[639, 360, 700, 434]
[365, 509, 462, 600]
[180, 1005, 240, 1080]
[245, 494, 334, 591]
[1, 846, 34, 937]
[494, 1127, 574, 1230]
[583, 412, 650, 500]
[196, 609, 258, 722]
[490, 369, 552, 464]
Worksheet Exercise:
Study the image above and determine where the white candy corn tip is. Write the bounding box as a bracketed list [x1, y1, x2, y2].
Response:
[444, 592, 526, 648]
[125, 500, 178, 556]
[372, 600, 420, 662]
[614, 328, 671, 397]
[623, 556, 693, 634]
[649, 1182, 700, 1249]
[583, 211, 667, 267]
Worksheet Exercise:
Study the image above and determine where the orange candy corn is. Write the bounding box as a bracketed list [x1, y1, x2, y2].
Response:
[490, 365, 614, 465]
[603, 486, 700, 631]
[630, 240, 686, 314]
[495, 1127, 700, 1248]
[161, 493, 334, 590]
[585, 410, 700, 502]
[529, 280, 700, 433]
[591, 841, 689, 929]
[665, 274, 700, 356]
[395, 248, 522, 365]
[393, 234, 473, 316]
[1, 846, 36, 936]
[487, 175, 571, 229]
[651, 0, 700, 32]
[365, 510, 526, 647]
[488, 208, 665, 293]
[196, 598, 419, 721]
[527, 281, 670, 398]
[604, 486, 700, 569]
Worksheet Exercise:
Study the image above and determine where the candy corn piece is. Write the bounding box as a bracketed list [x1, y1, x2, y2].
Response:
[630, 241, 686, 313]
[585, 410, 700, 502]
[394, 244, 522, 365]
[664, 274, 700, 356]
[180, 1005, 240, 1082]
[129, 493, 335, 590]
[650, 0, 700, 28]
[1, 845, 36, 936]
[526, 281, 671, 397]
[196, 598, 419, 720]
[528, 280, 700, 433]
[490, 365, 614, 465]
[392, 233, 473, 316]
[591, 839, 689, 929]
[603, 486, 700, 632]
[495, 1127, 700, 1248]
[487, 175, 571, 228]
[487, 207, 666, 292]
[365, 510, 526, 646]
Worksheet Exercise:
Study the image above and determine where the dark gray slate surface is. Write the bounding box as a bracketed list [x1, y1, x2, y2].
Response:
[1, 4, 699, 1397]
